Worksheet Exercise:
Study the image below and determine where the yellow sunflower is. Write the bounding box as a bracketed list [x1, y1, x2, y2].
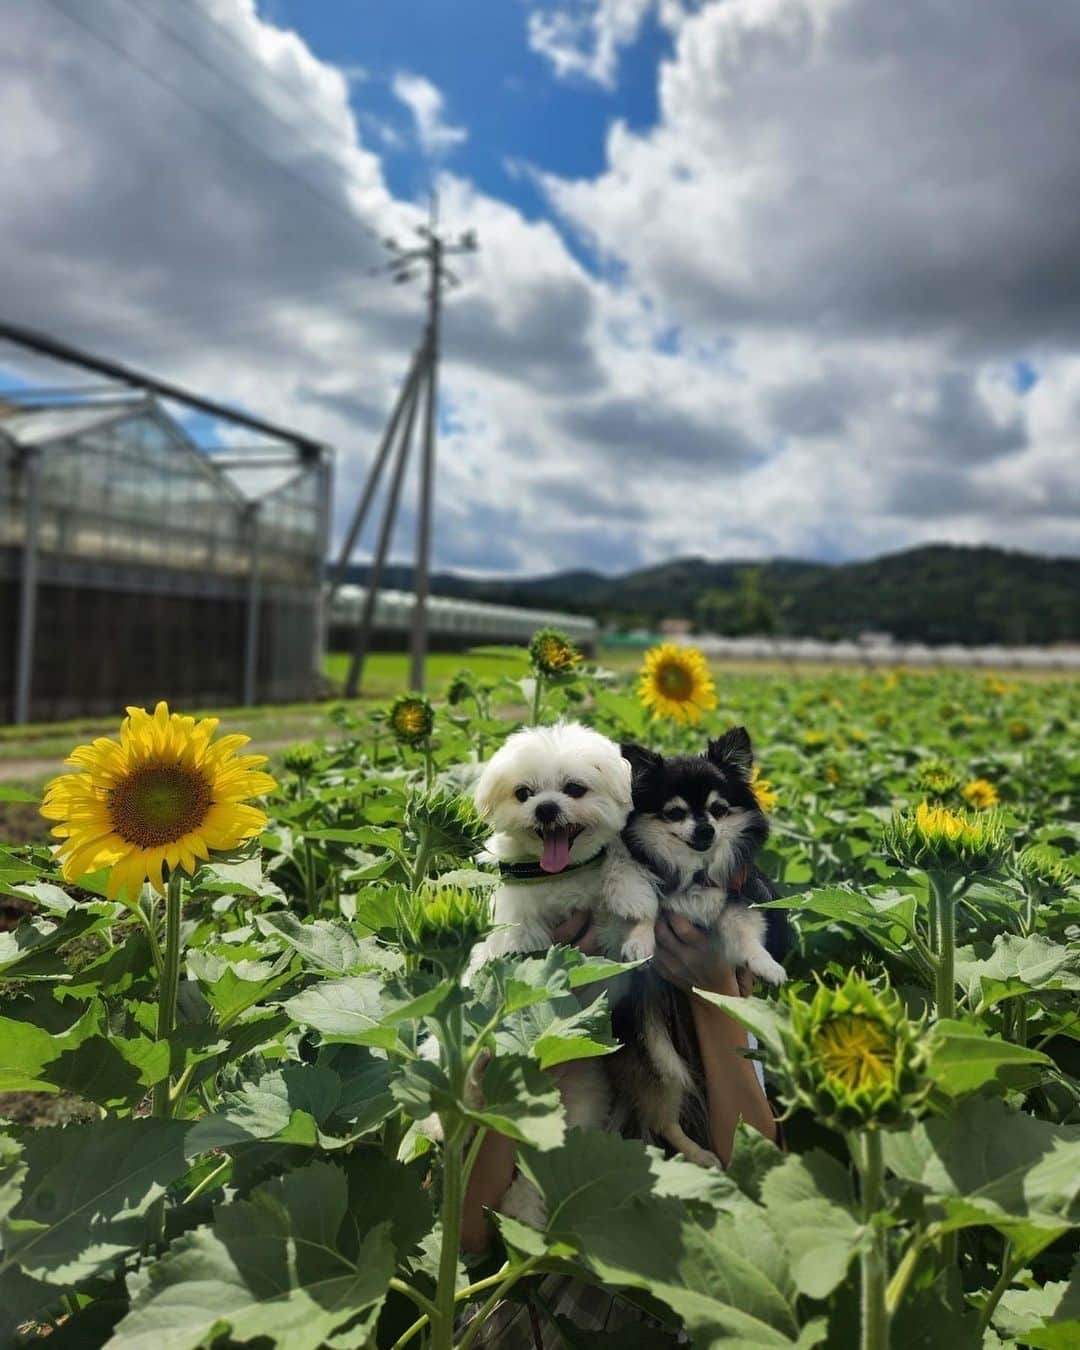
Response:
[751, 764, 779, 813]
[638, 644, 718, 725]
[41, 702, 276, 901]
[962, 778, 999, 809]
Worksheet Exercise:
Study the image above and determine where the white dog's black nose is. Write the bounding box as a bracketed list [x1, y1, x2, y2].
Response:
[533, 799, 561, 825]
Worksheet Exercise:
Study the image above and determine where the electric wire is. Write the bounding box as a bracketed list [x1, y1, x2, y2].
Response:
[38, 0, 379, 253]
[110, 0, 378, 241]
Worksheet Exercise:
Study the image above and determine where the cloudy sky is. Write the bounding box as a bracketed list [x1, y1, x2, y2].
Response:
[3, 0, 1079, 575]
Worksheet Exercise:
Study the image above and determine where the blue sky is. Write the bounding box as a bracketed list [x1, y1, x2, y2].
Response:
[267, 0, 667, 207]
[2, 0, 1079, 575]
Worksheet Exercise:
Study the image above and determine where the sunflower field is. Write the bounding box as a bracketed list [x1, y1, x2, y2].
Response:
[0, 645, 1078, 1350]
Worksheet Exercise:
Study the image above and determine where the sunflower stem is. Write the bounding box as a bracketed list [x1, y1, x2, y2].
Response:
[856, 1128, 889, 1350]
[531, 674, 544, 726]
[152, 870, 184, 1120]
[928, 872, 957, 1022]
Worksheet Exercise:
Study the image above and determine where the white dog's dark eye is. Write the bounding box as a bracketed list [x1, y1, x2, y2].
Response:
[663, 806, 687, 823]
[563, 781, 587, 798]
[514, 785, 532, 803]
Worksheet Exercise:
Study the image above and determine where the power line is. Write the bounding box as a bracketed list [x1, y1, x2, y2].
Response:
[39, 0, 379, 254]
[111, 0, 378, 242]
[177, 0, 370, 161]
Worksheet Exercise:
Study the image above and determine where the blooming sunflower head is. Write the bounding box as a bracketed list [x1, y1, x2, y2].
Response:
[962, 778, 999, 810]
[914, 759, 959, 799]
[781, 973, 932, 1133]
[528, 628, 582, 679]
[751, 764, 779, 813]
[389, 694, 435, 747]
[638, 644, 718, 725]
[40, 702, 276, 901]
[883, 800, 1009, 875]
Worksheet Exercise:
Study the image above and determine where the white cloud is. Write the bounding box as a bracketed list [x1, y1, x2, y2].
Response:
[0, 0, 1077, 582]
[391, 71, 467, 156]
[528, 0, 658, 88]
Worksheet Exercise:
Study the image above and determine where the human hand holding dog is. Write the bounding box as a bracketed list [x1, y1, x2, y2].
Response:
[653, 912, 750, 996]
[551, 908, 602, 955]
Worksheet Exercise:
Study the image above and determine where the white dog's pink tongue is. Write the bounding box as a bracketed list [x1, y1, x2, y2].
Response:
[540, 828, 572, 873]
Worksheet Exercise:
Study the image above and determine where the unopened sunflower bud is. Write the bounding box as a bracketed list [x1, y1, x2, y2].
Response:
[883, 801, 1009, 875]
[1014, 845, 1074, 897]
[780, 974, 932, 1133]
[407, 788, 488, 862]
[282, 742, 319, 776]
[398, 884, 491, 971]
[913, 759, 959, 799]
[446, 671, 475, 706]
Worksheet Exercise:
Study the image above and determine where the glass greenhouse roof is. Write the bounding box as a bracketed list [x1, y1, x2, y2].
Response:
[0, 395, 324, 585]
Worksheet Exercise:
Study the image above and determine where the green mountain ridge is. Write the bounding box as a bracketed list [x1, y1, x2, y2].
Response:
[337, 544, 1080, 646]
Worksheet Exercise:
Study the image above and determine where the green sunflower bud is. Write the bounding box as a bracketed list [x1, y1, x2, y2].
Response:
[389, 694, 435, 747]
[446, 671, 475, 706]
[780, 973, 933, 1133]
[407, 788, 488, 864]
[883, 801, 1009, 875]
[398, 884, 491, 972]
[528, 627, 582, 679]
[1014, 844, 1074, 897]
[282, 742, 319, 776]
[913, 758, 959, 799]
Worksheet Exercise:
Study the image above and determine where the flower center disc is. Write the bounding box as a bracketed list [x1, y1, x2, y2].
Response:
[814, 1015, 895, 1093]
[657, 661, 694, 700]
[109, 765, 212, 846]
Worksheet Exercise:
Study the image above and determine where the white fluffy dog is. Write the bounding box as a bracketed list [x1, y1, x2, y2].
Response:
[464, 721, 634, 1225]
[467, 721, 634, 971]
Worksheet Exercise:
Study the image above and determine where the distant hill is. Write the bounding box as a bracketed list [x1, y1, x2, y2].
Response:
[333, 545, 1080, 646]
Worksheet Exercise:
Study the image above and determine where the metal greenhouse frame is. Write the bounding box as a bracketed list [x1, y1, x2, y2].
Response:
[0, 325, 333, 723]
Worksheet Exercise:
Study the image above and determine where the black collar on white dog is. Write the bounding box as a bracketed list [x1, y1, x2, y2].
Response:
[498, 848, 608, 885]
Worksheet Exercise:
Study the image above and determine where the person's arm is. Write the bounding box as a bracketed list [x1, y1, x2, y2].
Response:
[461, 1129, 517, 1253]
[652, 913, 779, 1166]
[459, 909, 599, 1253]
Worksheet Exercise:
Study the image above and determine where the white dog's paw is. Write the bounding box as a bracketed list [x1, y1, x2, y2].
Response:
[621, 923, 656, 963]
[747, 950, 787, 986]
[499, 1174, 548, 1230]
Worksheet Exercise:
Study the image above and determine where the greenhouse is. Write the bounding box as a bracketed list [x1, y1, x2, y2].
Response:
[328, 584, 597, 652]
[0, 392, 331, 721]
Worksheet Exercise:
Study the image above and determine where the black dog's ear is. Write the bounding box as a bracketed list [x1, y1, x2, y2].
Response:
[620, 743, 663, 786]
[707, 726, 753, 779]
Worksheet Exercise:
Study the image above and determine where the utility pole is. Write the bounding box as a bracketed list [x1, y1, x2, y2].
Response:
[328, 193, 476, 697]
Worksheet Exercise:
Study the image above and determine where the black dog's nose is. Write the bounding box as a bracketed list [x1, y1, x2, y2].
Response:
[534, 800, 560, 825]
[690, 823, 714, 851]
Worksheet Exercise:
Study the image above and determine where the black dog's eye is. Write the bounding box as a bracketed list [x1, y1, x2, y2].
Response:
[563, 781, 587, 798]
[663, 807, 687, 823]
[514, 785, 532, 803]
[709, 801, 729, 818]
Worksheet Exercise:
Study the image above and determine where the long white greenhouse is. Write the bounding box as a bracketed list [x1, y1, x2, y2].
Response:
[328, 586, 597, 651]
